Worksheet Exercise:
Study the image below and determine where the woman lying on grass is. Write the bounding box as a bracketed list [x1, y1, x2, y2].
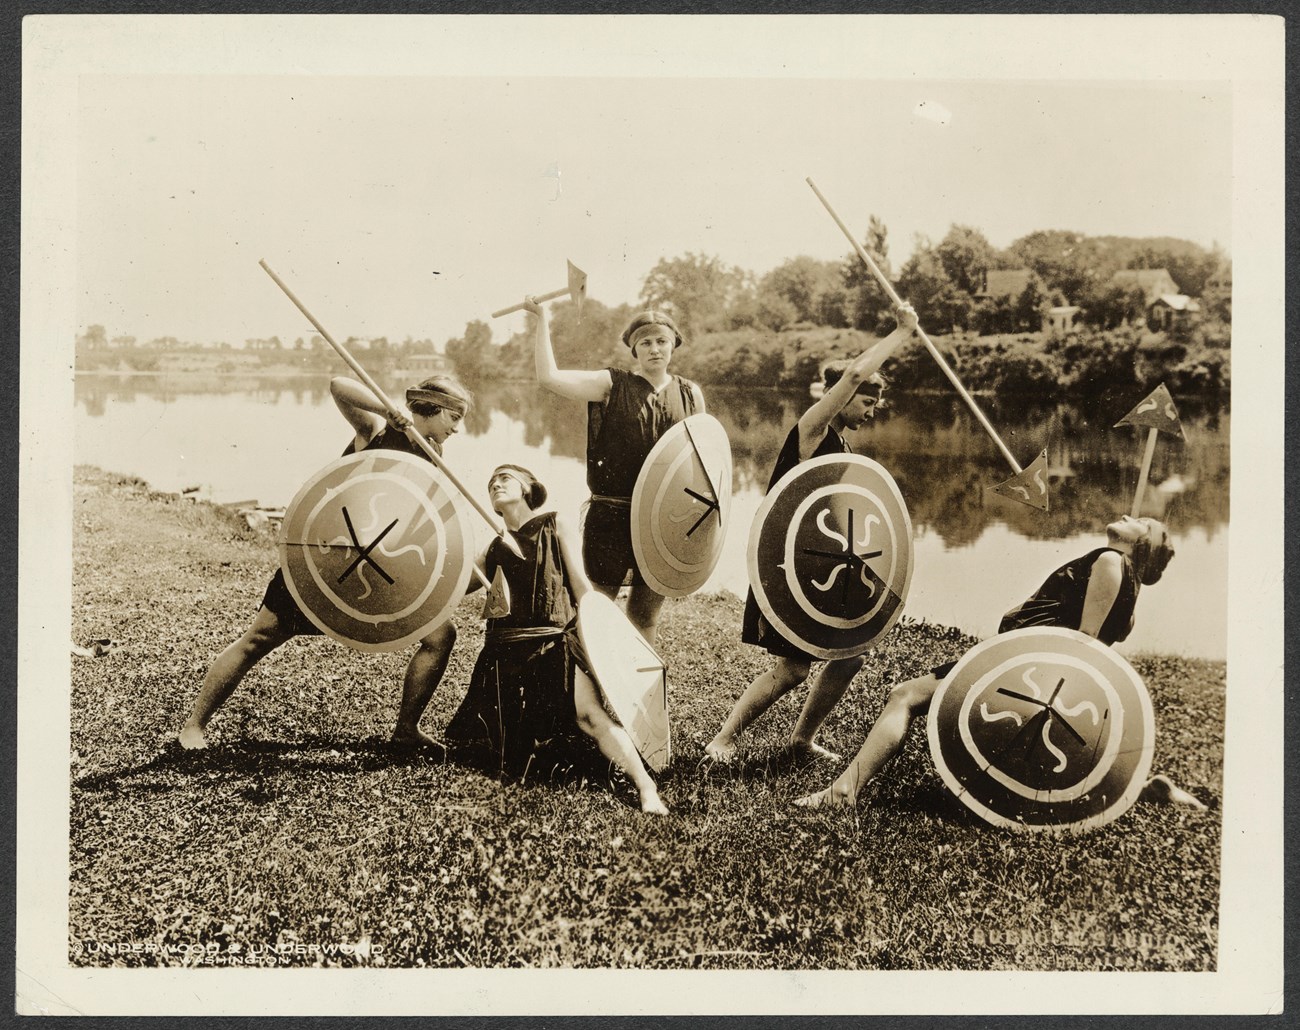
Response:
[796, 514, 1199, 809]
[443, 465, 668, 815]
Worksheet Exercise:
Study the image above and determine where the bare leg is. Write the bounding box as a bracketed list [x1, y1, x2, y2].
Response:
[179, 606, 294, 749]
[573, 670, 667, 815]
[392, 622, 456, 745]
[705, 657, 812, 762]
[625, 583, 667, 646]
[795, 673, 940, 808]
[788, 655, 866, 761]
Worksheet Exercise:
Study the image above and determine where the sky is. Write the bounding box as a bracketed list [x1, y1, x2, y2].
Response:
[69, 18, 1235, 349]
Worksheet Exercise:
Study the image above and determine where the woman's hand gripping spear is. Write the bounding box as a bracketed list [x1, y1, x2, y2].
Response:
[258, 260, 523, 570]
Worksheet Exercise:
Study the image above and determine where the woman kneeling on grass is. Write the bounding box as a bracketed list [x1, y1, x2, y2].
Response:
[795, 514, 1196, 809]
[444, 464, 668, 815]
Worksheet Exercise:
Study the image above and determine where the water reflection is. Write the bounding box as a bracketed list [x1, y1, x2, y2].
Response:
[74, 373, 1230, 658]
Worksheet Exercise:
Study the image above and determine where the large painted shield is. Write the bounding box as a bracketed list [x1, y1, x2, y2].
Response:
[927, 627, 1156, 834]
[278, 450, 474, 652]
[577, 593, 670, 772]
[631, 414, 733, 598]
[746, 453, 912, 659]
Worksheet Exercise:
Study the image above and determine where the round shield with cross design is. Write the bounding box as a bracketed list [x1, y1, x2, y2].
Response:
[631, 413, 733, 598]
[278, 450, 474, 652]
[927, 627, 1156, 834]
[746, 453, 913, 659]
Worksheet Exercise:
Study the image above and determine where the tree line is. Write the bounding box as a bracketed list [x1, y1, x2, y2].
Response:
[444, 221, 1230, 398]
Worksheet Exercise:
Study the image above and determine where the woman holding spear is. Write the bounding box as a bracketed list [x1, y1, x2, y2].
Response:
[178, 372, 475, 750]
[181, 259, 511, 750]
[527, 297, 705, 645]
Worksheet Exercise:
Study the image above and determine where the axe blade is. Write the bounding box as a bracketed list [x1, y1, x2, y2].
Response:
[567, 259, 588, 321]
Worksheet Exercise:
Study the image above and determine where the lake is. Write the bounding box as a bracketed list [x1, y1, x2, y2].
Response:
[74, 372, 1230, 660]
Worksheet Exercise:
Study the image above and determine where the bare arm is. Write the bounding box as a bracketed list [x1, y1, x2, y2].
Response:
[330, 376, 395, 450]
[1078, 550, 1125, 639]
[796, 304, 918, 458]
[556, 512, 593, 601]
[528, 298, 612, 404]
[690, 381, 707, 414]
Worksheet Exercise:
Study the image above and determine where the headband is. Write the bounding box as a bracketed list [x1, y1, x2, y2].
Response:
[489, 464, 548, 509]
[621, 312, 683, 349]
[406, 387, 469, 415]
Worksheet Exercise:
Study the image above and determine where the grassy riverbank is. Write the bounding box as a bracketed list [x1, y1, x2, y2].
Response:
[69, 466, 1223, 970]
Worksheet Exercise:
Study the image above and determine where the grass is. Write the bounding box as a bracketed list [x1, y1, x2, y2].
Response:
[69, 466, 1223, 970]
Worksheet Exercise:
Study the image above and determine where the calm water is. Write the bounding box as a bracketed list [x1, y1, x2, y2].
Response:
[74, 373, 1230, 659]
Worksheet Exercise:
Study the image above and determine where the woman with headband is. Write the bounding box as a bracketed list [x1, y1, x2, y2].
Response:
[178, 373, 474, 750]
[445, 464, 668, 815]
[528, 299, 705, 645]
[794, 514, 1180, 809]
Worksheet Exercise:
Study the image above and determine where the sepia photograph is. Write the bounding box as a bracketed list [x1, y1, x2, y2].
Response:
[18, 11, 1284, 1017]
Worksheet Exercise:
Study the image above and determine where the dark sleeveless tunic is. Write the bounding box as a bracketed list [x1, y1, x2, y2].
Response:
[444, 512, 606, 780]
[997, 546, 1140, 646]
[931, 546, 1142, 679]
[582, 367, 700, 587]
[260, 425, 439, 634]
[741, 423, 852, 660]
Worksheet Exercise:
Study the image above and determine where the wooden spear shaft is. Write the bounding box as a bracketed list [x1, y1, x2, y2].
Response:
[1131, 428, 1159, 517]
[258, 259, 519, 561]
[806, 178, 1022, 474]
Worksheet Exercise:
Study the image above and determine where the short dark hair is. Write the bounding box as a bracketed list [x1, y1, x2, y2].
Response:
[1132, 519, 1176, 585]
[821, 362, 888, 403]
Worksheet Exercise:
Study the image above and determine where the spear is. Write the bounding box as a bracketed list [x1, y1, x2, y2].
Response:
[259, 259, 522, 560]
[1115, 383, 1186, 517]
[806, 178, 1048, 510]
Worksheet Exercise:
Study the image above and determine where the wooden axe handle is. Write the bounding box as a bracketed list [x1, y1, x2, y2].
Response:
[491, 285, 571, 319]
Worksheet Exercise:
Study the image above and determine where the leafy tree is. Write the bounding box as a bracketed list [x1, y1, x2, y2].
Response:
[639, 253, 746, 338]
[81, 324, 108, 348]
[936, 224, 996, 296]
[757, 255, 842, 325]
[840, 215, 895, 333]
[1008, 230, 1098, 303]
[896, 236, 974, 333]
[445, 319, 494, 379]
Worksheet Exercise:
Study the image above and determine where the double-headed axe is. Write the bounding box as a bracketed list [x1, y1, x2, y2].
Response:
[806, 178, 1050, 511]
[492, 260, 588, 321]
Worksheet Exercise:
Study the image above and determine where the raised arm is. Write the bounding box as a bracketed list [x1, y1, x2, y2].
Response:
[528, 298, 613, 404]
[797, 303, 917, 457]
[1078, 550, 1125, 639]
[331, 376, 403, 450]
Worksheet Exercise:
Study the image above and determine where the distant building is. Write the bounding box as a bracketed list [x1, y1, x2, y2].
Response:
[976, 268, 1034, 301]
[1111, 268, 1199, 331]
[1045, 305, 1081, 335]
[1110, 268, 1180, 305]
[401, 353, 452, 375]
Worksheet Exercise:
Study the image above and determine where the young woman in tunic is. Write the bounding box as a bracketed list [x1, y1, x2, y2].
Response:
[179, 374, 473, 750]
[794, 515, 1177, 807]
[444, 464, 668, 815]
[704, 304, 918, 764]
[528, 298, 705, 645]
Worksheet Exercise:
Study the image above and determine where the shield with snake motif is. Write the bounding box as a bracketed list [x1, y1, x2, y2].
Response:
[278, 450, 474, 652]
[631, 413, 733, 597]
[746, 453, 913, 659]
[927, 627, 1156, 834]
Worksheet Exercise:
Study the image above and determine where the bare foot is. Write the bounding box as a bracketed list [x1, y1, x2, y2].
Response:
[390, 726, 441, 748]
[703, 737, 737, 764]
[1140, 774, 1207, 810]
[178, 725, 208, 750]
[640, 791, 669, 816]
[786, 740, 843, 764]
[794, 786, 855, 809]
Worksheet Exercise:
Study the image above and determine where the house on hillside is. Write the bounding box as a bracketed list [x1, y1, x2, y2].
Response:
[1110, 268, 1199, 331]
[401, 352, 451, 375]
[1045, 305, 1081, 335]
[976, 269, 1034, 302]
